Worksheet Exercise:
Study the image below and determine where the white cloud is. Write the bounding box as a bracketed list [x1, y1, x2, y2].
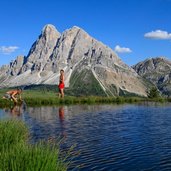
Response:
[114, 45, 132, 53]
[144, 30, 171, 40]
[0, 46, 19, 54]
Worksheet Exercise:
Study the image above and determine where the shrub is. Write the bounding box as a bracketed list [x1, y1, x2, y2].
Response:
[147, 87, 161, 99]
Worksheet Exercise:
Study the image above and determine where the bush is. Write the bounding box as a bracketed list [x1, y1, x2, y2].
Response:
[147, 87, 161, 99]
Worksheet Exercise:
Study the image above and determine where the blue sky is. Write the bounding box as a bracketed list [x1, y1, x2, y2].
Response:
[0, 0, 171, 66]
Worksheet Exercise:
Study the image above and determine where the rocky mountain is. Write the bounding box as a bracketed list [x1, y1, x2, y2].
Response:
[0, 24, 147, 96]
[132, 57, 171, 96]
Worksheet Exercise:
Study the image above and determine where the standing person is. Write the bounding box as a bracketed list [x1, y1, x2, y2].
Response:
[2, 88, 23, 104]
[58, 69, 65, 98]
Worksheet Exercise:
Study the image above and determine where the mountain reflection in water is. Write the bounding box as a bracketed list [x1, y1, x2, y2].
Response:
[0, 103, 171, 170]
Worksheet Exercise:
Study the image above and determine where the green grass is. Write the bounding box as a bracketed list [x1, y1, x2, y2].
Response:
[0, 88, 170, 108]
[0, 120, 68, 171]
[68, 69, 107, 96]
[0, 120, 28, 150]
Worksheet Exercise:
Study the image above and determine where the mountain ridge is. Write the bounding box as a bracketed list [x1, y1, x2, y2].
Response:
[0, 24, 147, 96]
[132, 57, 171, 96]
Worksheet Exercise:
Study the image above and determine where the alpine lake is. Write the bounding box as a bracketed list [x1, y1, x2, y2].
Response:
[1, 102, 171, 171]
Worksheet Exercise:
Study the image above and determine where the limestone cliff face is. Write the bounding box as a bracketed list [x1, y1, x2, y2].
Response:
[0, 24, 61, 87]
[132, 57, 171, 96]
[0, 24, 147, 96]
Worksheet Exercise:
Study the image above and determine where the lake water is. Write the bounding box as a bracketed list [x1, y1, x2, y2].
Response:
[0, 103, 171, 170]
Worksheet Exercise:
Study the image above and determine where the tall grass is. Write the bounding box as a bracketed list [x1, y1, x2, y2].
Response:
[0, 120, 28, 150]
[0, 120, 68, 171]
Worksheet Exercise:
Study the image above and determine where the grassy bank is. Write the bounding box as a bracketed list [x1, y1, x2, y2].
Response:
[0, 92, 144, 108]
[0, 89, 170, 108]
[0, 120, 68, 171]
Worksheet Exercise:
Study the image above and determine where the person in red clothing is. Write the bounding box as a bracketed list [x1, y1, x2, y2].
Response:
[58, 69, 65, 98]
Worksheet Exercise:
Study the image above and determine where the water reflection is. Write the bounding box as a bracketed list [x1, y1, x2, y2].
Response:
[2, 101, 27, 117]
[137, 101, 171, 107]
[25, 105, 120, 123]
[58, 106, 67, 138]
[1, 103, 171, 170]
[59, 106, 65, 121]
[10, 105, 22, 116]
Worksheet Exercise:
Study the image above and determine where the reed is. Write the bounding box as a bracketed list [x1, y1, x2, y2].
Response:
[0, 120, 68, 171]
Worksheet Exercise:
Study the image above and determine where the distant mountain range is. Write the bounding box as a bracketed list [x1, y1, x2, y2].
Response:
[132, 57, 171, 97]
[0, 24, 170, 96]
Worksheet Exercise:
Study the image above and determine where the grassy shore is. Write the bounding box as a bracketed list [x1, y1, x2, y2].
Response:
[0, 120, 68, 171]
[0, 89, 170, 108]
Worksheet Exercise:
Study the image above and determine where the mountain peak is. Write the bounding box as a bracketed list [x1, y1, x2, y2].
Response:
[72, 25, 81, 29]
[68, 25, 87, 34]
[152, 56, 170, 62]
[0, 24, 148, 97]
[143, 56, 171, 65]
[42, 24, 60, 34]
[22, 24, 61, 70]
[133, 57, 171, 96]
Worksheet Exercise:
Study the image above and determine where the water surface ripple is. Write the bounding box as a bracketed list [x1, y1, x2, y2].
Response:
[1, 103, 171, 171]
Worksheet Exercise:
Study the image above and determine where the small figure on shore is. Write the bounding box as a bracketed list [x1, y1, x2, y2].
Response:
[58, 69, 65, 98]
[2, 88, 23, 104]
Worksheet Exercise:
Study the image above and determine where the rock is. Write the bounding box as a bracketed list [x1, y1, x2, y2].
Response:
[10, 56, 24, 76]
[0, 24, 148, 96]
[132, 57, 171, 96]
[21, 24, 61, 73]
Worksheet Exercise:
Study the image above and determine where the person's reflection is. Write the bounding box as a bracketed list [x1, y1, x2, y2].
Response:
[59, 106, 65, 121]
[10, 101, 27, 116]
[10, 105, 21, 116]
[58, 106, 67, 138]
